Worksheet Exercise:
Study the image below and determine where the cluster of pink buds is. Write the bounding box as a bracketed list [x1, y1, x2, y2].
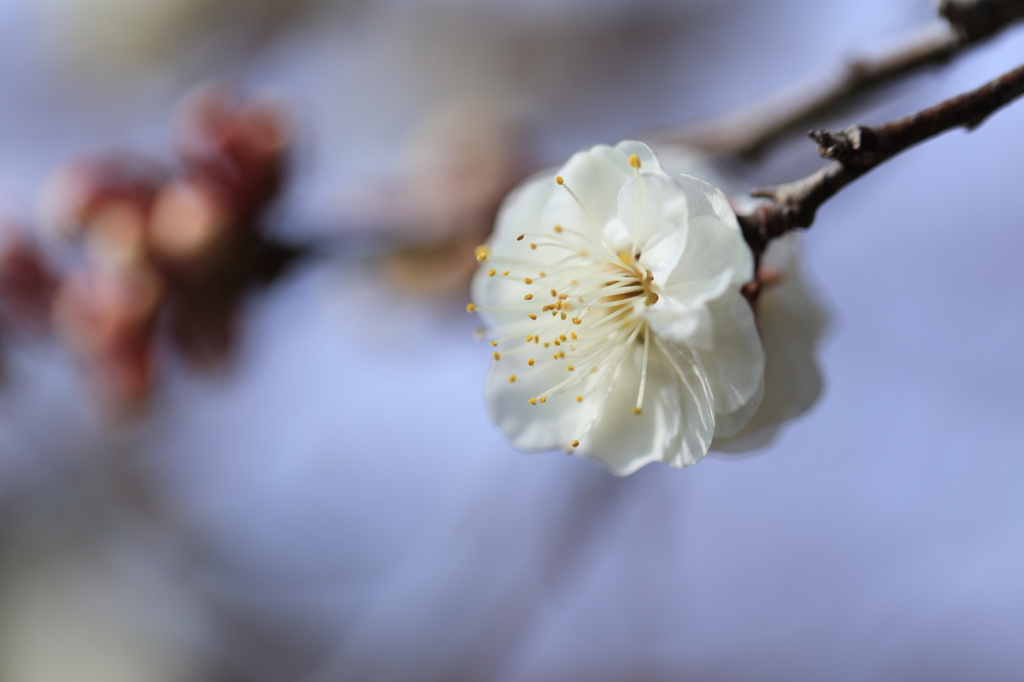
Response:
[34, 86, 299, 410]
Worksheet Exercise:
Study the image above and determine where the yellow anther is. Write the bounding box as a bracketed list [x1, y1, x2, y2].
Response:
[567, 365, 575, 371]
[575, 395, 583, 402]
[493, 352, 501, 360]
[559, 351, 566, 358]
[524, 294, 534, 300]
[528, 358, 535, 366]
[517, 234, 525, 241]
[559, 334, 567, 341]
[552, 353, 559, 359]
[502, 270, 510, 276]
[487, 268, 496, 276]
[561, 312, 567, 320]
[509, 374, 517, 383]
[526, 335, 534, 342]
[629, 153, 641, 169]
[572, 318, 582, 325]
[591, 367, 598, 373]
[570, 279, 578, 285]
[534, 337, 539, 344]
[632, 406, 642, 415]
[570, 332, 577, 340]
[553, 225, 563, 233]
[550, 289, 557, 297]
[474, 245, 489, 262]
[539, 271, 546, 277]
[528, 397, 537, 405]
[528, 314, 537, 320]
[544, 342, 550, 348]
[553, 339, 561, 346]
[556, 301, 562, 310]
[466, 303, 476, 312]
[571, 440, 580, 448]
[524, 277, 533, 284]
[558, 293, 568, 300]
[490, 341, 498, 347]
[539, 396, 547, 403]
[530, 243, 537, 250]
[555, 176, 564, 185]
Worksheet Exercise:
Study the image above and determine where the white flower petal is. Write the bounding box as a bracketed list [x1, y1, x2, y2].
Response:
[638, 227, 689, 286]
[662, 213, 753, 298]
[712, 370, 765, 439]
[697, 290, 765, 416]
[483, 355, 617, 451]
[613, 174, 688, 281]
[470, 174, 552, 330]
[580, 338, 715, 475]
[645, 268, 731, 348]
[610, 140, 666, 176]
[714, 234, 828, 451]
[539, 145, 632, 250]
[488, 171, 551, 244]
[673, 173, 741, 230]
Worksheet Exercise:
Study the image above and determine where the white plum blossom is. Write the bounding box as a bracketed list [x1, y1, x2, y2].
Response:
[470, 141, 765, 475]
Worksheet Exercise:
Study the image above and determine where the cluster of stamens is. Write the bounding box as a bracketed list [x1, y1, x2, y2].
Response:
[471, 154, 659, 451]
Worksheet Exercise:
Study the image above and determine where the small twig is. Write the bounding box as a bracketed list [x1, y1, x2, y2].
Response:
[659, 0, 1024, 158]
[739, 62, 1024, 257]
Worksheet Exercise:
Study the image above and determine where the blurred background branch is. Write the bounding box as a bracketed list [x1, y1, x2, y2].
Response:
[657, 0, 1024, 158]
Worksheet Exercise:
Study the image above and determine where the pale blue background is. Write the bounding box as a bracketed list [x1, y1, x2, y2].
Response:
[0, 1, 1021, 680]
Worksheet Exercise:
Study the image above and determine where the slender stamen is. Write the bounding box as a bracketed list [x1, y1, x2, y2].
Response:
[550, 223, 614, 255]
[555, 175, 603, 232]
[528, 241, 581, 252]
[629, 153, 642, 255]
[537, 323, 641, 398]
[634, 321, 650, 415]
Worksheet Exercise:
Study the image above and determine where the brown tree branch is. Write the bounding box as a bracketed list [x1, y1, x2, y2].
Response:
[738, 61, 1024, 257]
[658, 0, 1024, 158]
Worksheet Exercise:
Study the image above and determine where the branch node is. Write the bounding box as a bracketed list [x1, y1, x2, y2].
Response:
[809, 125, 879, 165]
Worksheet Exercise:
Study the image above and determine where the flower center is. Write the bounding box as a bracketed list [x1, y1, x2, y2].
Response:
[613, 250, 659, 307]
